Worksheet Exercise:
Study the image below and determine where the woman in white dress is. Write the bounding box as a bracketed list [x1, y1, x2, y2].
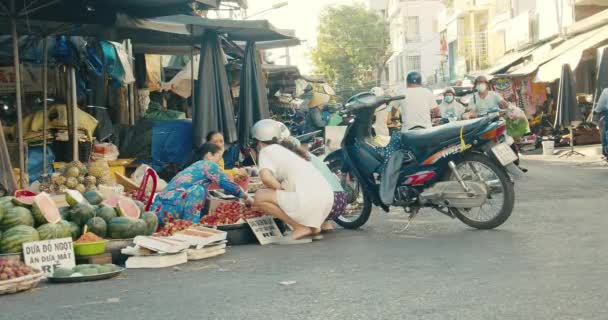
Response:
[252, 120, 334, 241]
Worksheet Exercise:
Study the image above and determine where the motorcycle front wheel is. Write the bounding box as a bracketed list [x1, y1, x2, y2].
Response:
[443, 153, 515, 229]
[327, 157, 372, 229]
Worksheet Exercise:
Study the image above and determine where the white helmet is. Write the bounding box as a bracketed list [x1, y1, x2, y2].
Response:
[251, 119, 282, 142]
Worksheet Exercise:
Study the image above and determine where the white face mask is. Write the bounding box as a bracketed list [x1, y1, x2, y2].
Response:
[476, 83, 488, 92]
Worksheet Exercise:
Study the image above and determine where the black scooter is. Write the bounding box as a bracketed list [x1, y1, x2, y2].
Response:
[325, 92, 520, 230]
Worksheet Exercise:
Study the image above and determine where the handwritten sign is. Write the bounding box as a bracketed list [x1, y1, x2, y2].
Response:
[22, 238, 75, 276]
[246, 216, 283, 245]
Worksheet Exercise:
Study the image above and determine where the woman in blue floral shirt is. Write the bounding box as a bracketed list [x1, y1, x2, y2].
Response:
[153, 143, 252, 225]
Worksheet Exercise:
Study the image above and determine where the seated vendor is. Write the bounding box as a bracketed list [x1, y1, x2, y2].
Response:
[152, 143, 252, 226]
[206, 131, 248, 177]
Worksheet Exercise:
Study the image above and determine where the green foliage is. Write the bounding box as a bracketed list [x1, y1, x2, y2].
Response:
[311, 4, 390, 92]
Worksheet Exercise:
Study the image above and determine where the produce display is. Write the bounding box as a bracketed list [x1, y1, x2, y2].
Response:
[199, 202, 264, 226]
[154, 220, 193, 237]
[39, 161, 113, 194]
[75, 232, 104, 243]
[0, 259, 40, 280]
[52, 263, 120, 277]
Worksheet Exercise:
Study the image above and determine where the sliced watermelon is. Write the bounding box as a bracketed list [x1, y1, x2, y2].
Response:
[33, 192, 62, 224]
[116, 198, 141, 220]
[12, 196, 35, 207]
[65, 189, 87, 207]
[101, 194, 121, 208]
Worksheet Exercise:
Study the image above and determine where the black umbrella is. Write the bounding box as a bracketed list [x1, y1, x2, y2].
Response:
[593, 47, 608, 114]
[193, 31, 238, 147]
[554, 63, 582, 157]
[237, 41, 270, 146]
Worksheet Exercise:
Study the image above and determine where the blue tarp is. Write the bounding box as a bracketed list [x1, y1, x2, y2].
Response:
[151, 120, 193, 171]
[28, 145, 55, 184]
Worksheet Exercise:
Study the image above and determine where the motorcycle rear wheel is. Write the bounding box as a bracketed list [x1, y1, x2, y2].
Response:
[327, 158, 372, 229]
[444, 153, 515, 229]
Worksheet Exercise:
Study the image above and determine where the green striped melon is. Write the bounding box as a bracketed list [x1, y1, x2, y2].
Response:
[70, 203, 95, 227]
[59, 220, 81, 240]
[116, 198, 141, 220]
[65, 189, 87, 207]
[0, 225, 40, 253]
[96, 206, 117, 224]
[85, 217, 107, 238]
[131, 219, 148, 237]
[12, 196, 35, 208]
[0, 207, 34, 231]
[141, 211, 159, 235]
[107, 217, 135, 239]
[37, 222, 71, 240]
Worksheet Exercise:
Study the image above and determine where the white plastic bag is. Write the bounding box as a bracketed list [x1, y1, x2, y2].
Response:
[131, 164, 167, 192]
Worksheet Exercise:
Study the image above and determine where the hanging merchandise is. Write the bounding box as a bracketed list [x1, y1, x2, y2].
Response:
[69, 37, 103, 77]
[108, 42, 135, 84]
[493, 78, 515, 102]
[520, 78, 537, 116]
[100, 41, 125, 87]
[145, 55, 162, 92]
[53, 36, 78, 67]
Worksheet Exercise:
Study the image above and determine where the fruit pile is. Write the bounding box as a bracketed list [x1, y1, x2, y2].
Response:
[39, 160, 113, 194]
[199, 201, 264, 226]
[0, 259, 39, 281]
[52, 263, 120, 277]
[0, 190, 160, 254]
[154, 220, 193, 237]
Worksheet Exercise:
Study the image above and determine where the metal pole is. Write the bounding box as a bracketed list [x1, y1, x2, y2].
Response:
[190, 25, 195, 112]
[69, 67, 78, 161]
[126, 39, 135, 125]
[42, 37, 48, 175]
[10, 0, 25, 188]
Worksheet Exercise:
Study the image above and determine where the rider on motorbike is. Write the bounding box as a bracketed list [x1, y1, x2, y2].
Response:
[469, 75, 509, 118]
[400, 71, 439, 130]
[437, 87, 466, 123]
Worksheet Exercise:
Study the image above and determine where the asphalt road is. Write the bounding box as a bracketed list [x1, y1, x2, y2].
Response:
[2, 161, 607, 320]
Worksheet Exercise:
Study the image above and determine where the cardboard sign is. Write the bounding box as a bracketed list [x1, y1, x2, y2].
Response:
[246, 216, 283, 245]
[22, 238, 75, 276]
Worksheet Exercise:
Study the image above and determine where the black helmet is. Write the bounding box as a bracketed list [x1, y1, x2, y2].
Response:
[406, 71, 422, 85]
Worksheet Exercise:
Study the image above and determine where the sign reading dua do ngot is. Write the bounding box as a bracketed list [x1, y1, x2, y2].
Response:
[22, 238, 75, 276]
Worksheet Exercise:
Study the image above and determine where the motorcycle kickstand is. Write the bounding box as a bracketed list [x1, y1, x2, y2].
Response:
[448, 161, 475, 197]
[394, 207, 420, 233]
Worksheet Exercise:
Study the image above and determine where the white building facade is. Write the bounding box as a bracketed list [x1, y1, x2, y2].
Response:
[386, 0, 445, 94]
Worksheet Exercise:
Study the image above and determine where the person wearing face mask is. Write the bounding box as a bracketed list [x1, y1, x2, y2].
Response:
[439, 87, 465, 122]
[470, 75, 509, 118]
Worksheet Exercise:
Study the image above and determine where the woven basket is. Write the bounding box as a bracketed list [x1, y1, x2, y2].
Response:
[0, 271, 44, 295]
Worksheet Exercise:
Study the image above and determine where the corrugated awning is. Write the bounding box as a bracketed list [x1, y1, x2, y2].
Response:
[507, 23, 608, 82]
[134, 14, 295, 42]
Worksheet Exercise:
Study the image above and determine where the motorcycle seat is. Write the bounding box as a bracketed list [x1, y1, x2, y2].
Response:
[400, 118, 491, 149]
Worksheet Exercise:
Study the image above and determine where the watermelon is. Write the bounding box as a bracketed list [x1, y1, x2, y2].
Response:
[32, 192, 62, 225]
[116, 198, 141, 220]
[70, 203, 95, 227]
[65, 189, 87, 207]
[101, 195, 120, 208]
[131, 219, 148, 237]
[58, 220, 81, 240]
[0, 225, 40, 253]
[108, 217, 135, 239]
[83, 191, 104, 206]
[37, 222, 71, 240]
[12, 196, 35, 208]
[141, 211, 159, 235]
[85, 217, 107, 238]
[59, 207, 71, 220]
[0, 196, 13, 204]
[0, 207, 34, 231]
[53, 267, 74, 277]
[96, 206, 117, 224]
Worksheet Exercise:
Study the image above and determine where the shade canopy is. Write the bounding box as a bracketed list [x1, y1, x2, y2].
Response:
[193, 31, 237, 147]
[237, 42, 270, 146]
[554, 64, 580, 128]
[593, 47, 608, 112]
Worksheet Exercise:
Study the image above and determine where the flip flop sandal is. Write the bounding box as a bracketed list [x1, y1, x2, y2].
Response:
[273, 237, 313, 245]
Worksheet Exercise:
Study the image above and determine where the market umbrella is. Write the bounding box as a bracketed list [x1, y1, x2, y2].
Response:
[237, 41, 270, 146]
[0, 121, 17, 195]
[593, 47, 608, 113]
[554, 63, 582, 157]
[193, 31, 237, 147]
